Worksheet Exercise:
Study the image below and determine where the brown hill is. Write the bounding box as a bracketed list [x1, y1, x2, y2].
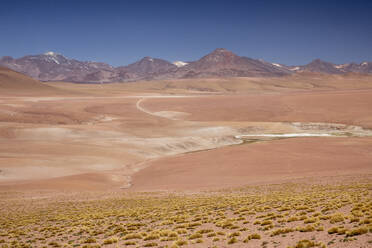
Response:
[0, 67, 65, 95]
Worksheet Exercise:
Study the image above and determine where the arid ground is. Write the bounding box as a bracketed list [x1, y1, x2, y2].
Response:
[0, 71, 371, 247]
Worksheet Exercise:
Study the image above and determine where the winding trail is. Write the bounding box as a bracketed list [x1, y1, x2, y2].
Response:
[136, 98, 158, 118]
[136, 97, 194, 120]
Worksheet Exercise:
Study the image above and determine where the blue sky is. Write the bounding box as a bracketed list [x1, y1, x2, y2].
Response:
[1, 0, 371, 66]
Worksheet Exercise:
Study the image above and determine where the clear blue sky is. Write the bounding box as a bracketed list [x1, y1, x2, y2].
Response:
[1, 0, 371, 66]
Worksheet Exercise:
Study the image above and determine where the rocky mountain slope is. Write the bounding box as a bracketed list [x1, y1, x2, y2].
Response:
[0, 52, 114, 82]
[0, 49, 371, 83]
[162, 48, 291, 79]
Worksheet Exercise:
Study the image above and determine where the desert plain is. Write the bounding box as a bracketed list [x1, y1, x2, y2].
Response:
[0, 68, 371, 247]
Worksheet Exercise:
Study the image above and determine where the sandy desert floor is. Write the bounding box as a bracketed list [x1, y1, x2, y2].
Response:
[0, 75, 371, 247]
[1, 86, 371, 192]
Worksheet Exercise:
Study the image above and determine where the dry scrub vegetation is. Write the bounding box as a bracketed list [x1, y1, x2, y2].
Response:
[0, 182, 371, 248]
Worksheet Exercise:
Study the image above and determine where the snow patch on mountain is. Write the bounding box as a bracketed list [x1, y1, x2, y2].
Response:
[173, 61, 188, 67]
[44, 51, 57, 56]
[272, 63, 282, 67]
[51, 58, 60, 64]
[334, 64, 348, 69]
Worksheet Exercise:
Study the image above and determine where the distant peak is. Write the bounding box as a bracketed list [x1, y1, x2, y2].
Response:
[312, 58, 323, 62]
[143, 56, 154, 62]
[213, 48, 230, 53]
[208, 48, 237, 58]
[309, 58, 330, 65]
[206, 48, 237, 58]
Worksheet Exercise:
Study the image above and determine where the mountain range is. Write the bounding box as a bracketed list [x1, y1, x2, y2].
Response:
[0, 49, 371, 83]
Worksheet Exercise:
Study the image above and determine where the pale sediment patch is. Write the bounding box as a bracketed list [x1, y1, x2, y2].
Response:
[235, 122, 372, 140]
[1, 104, 25, 107]
[96, 115, 118, 122]
[85, 115, 119, 125]
[235, 133, 332, 138]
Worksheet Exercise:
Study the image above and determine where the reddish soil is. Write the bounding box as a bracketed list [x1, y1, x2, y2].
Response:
[0, 67, 71, 96]
[1, 73, 372, 193]
[144, 89, 372, 128]
[132, 137, 372, 191]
